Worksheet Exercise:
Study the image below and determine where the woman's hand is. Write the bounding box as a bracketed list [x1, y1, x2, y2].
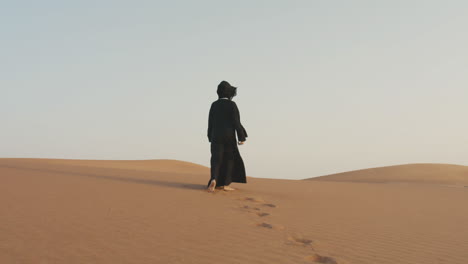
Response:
[238, 141, 245, 145]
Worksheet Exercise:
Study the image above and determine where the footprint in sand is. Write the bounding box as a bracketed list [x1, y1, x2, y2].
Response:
[240, 205, 270, 217]
[256, 222, 285, 230]
[304, 254, 338, 264]
[241, 197, 278, 208]
[242, 197, 264, 203]
[241, 205, 261, 210]
[287, 234, 313, 247]
[256, 212, 270, 217]
[257, 222, 274, 229]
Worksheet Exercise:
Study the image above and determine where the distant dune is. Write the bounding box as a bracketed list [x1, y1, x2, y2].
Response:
[307, 163, 468, 185]
[1, 158, 468, 264]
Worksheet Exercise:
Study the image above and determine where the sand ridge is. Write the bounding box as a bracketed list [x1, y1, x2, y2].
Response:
[307, 163, 468, 185]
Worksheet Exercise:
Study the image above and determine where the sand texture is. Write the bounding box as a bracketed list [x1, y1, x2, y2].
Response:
[1, 159, 468, 264]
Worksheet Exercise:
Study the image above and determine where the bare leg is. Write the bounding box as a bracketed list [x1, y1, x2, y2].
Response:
[207, 179, 216, 192]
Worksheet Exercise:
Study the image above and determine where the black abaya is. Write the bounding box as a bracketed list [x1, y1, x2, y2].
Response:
[208, 140, 247, 187]
[207, 95, 248, 188]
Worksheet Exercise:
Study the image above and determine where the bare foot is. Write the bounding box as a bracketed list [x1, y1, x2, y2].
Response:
[223, 185, 236, 191]
[207, 179, 216, 192]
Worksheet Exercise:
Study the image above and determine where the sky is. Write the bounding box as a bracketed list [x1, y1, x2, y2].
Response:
[2, 1, 467, 180]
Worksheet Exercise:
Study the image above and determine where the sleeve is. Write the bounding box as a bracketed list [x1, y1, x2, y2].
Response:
[232, 102, 247, 142]
[207, 104, 213, 142]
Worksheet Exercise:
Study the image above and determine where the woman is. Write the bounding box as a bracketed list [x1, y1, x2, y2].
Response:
[207, 80, 248, 192]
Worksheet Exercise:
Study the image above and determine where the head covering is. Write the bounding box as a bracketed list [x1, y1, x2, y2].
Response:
[217, 80, 237, 100]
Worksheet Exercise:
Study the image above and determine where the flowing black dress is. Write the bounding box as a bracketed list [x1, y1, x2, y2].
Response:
[207, 98, 248, 187]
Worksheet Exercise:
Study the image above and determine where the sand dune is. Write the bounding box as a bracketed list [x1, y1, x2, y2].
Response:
[307, 163, 468, 185]
[1, 159, 468, 264]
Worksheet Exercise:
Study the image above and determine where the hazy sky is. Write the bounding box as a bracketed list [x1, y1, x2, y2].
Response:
[2, 1, 467, 179]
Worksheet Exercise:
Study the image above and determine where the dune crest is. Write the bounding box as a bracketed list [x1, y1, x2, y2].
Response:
[0, 158, 209, 175]
[307, 163, 468, 185]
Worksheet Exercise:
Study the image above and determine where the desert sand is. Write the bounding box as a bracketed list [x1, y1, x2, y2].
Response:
[1, 158, 468, 264]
